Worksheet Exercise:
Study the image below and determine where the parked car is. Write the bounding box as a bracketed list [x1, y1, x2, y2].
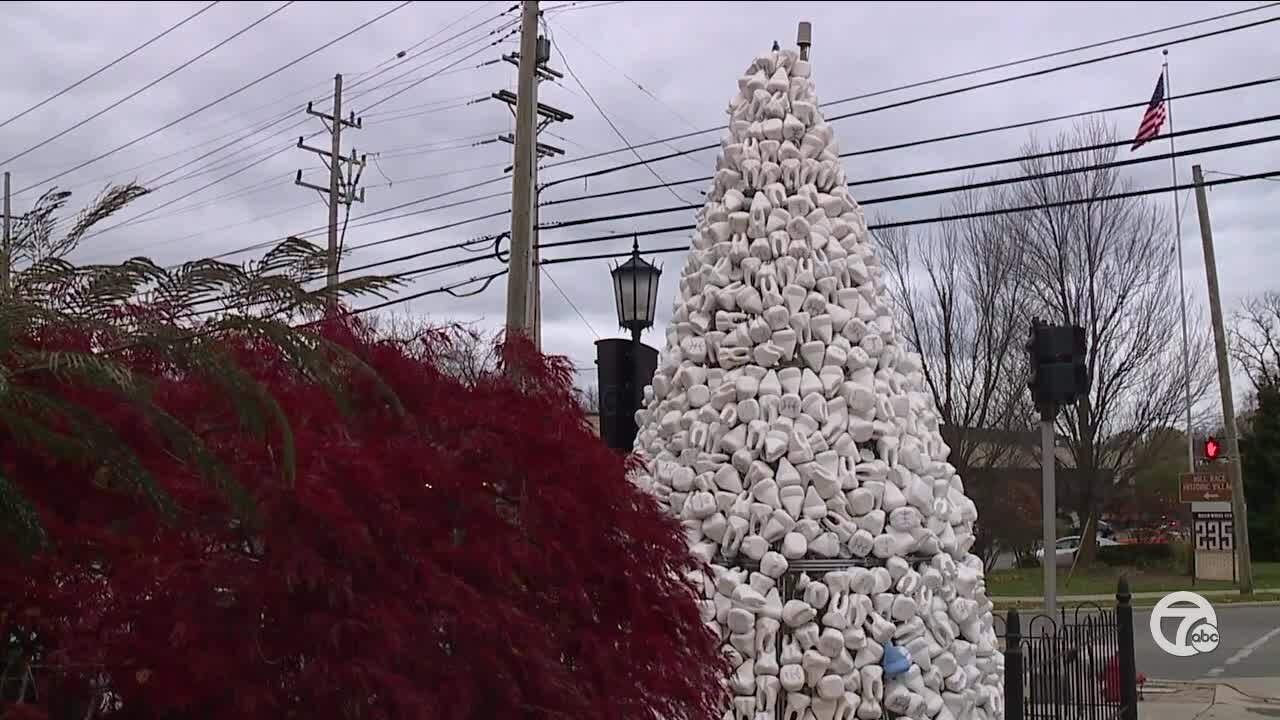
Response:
[1034, 535, 1121, 567]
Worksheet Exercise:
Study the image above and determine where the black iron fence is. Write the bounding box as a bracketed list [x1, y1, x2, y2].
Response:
[1000, 578, 1139, 720]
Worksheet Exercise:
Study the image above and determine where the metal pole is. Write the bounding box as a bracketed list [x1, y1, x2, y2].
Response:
[1117, 577, 1138, 720]
[2, 171, 10, 296]
[326, 73, 343, 299]
[504, 0, 539, 342]
[1042, 415, 1057, 614]
[1004, 608, 1024, 720]
[1164, 50, 1195, 473]
[1191, 163, 1254, 594]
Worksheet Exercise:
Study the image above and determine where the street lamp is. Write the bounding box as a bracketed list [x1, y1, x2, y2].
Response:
[609, 237, 662, 343]
[595, 238, 662, 451]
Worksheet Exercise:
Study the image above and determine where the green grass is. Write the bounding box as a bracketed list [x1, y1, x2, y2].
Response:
[986, 562, 1280, 597]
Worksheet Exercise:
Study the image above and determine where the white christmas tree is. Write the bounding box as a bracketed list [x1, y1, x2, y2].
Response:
[629, 40, 1005, 720]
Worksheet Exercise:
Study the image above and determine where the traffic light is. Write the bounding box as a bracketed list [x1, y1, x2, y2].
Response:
[1204, 436, 1221, 461]
[1026, 317, 1089, 416]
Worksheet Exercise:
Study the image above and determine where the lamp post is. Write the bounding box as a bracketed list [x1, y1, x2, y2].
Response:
[610, 236, 662, 346]
[596, 237, 661, 451]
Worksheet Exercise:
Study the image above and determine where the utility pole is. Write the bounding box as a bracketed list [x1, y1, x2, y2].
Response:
[2, 171, 10, 297]
[498, 8, 570, 348]
[1191, 163, 1255, 594]
[296, 73, 365, 301]
[503, 0, 540, 341]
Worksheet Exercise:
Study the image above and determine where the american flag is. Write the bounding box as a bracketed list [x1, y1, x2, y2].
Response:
[1130, 73, 1167, 151]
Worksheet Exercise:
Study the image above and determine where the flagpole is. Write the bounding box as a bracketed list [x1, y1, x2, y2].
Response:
[1165, 48, 1195, 474]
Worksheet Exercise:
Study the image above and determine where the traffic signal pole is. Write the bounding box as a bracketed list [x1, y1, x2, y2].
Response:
[1027, 318, 1089, 614]
[1041, 411, 1057, 614]
[1192, 163, 1254, 594]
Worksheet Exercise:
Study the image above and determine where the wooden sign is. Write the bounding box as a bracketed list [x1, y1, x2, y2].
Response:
[1180, 470, 1231, 503]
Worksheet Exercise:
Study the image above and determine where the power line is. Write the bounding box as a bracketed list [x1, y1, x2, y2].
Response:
[357, 25, 520, 115]
[531, 123, 1280, 235]
[189, 35, 1280, 256]
[548, 26, 695, 205]
[530, 5, 1280, 175]
[541, 265, 600, 339]
[824, 2, 1280, 110]
[345, 1, 506, 80]
[152, 73, 1280, 269]
[109, 164, 1280, 326]
[15, 0, 414, 195]
[106, 12, 514, 238]
[536, 168, 1280, 267]
[0, 2, 294, 168]
[549, 21, 702, 134]
[0, 1, 220, 131]
[340, 3, 517, 100]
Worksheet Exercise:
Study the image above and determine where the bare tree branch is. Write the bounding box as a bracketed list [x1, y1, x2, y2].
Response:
[1231, 290, 1280, 395]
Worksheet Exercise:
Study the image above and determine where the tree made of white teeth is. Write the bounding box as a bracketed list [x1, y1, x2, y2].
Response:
[628, 42, 1005, 720]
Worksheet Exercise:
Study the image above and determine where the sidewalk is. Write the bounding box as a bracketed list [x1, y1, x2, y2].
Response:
[993, 588, 1280, 611]
[996, 588, 1280, 603]
[1140, 678, 1280, 719]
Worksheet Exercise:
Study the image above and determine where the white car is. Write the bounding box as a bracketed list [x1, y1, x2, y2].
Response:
[1035, 535, 1120, 567]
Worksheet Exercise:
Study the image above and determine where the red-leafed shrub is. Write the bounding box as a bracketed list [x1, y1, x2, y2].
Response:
[0, 316, 728, 720]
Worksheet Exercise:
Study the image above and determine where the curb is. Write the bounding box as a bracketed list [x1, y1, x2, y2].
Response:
[1143, 679, 1280, 705]
[991, 599, 1280, 612]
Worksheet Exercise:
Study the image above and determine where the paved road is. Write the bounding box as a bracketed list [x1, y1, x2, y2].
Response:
[1137, 605, 1280, 681]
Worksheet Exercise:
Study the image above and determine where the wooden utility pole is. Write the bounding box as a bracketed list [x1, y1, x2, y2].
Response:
[2, 171, 10, 296]
[504, 0, 540, 339]
[495, 7, 569, 354]
[296, 74, 365, 301]
[1191, 163, 1254, 594]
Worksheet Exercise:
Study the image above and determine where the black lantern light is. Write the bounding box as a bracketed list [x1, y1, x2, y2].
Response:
[609, 237, 662, 343]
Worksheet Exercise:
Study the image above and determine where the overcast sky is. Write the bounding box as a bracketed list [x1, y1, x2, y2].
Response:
[2, 0, 1277, 389]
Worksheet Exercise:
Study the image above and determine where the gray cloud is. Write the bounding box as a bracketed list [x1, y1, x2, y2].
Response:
[3, 0, 1278, 388]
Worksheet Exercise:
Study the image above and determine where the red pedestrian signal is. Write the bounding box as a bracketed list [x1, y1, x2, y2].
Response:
[1204, 436, 1221, 460]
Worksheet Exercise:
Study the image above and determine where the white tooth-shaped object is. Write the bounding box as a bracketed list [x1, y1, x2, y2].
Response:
[741, 534, 769, 560]
[780, 665, 806, 693]
[761, 551, 789, 578]
[810, 531, 840, 558]
[883, 682, 912, 715]
[756, 618, 781, 676]
[783, 599, 817, 628]
[782, 531, 808, 559]
[779, 488, 805, 524]
[799, 341, 825, 371]
[817, 676, 845, 703]
[752, 478, 781, 508]
[732, 658, 757, 695]
[795, 621, 821, 651]
[780, 635, 804, 666]
[728, 608, 755, 634]
[847, 529, 875, 557]
[772, 329, 798, 361]
[818, 627, 846, 659]
[783, 692, 810, 720]
[853, 638, 883, 670]
[802, 486, 827, 520]
[733, 583, 767, 612]
[802, 649, 832, 688]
